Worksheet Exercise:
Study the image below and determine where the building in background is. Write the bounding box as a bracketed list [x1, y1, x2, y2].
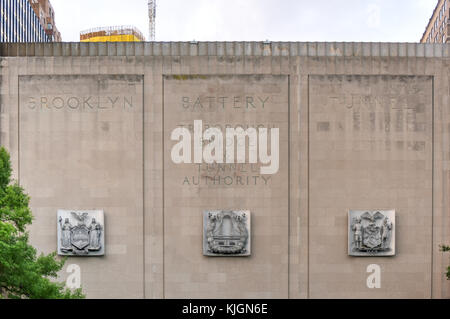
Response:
[1, 0, 46, 42]
[29, 0, 61, 42]
[0, 0, 60, 42]
[80, 26, 145, 42]
[421, 0, 449, 43]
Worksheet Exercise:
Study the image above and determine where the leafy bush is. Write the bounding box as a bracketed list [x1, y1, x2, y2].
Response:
[0, 147, 84, 299]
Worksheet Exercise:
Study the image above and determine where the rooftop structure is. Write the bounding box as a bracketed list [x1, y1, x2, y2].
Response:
[80, 25, 145, 42]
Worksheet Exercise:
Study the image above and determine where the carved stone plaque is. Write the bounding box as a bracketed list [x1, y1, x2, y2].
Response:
[203, 210, 251, 256]
[57, 210, 105, 256]
[348, 210, 395, 256]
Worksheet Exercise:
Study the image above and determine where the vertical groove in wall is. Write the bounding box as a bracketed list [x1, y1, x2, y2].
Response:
[142, 75, 146, 299]
[17, 74, 20, 184]
[288, 74, 291, 299]
[431, 76, 435, 299]
[306, 74, 310, 299]
[162, 75, 165, 299]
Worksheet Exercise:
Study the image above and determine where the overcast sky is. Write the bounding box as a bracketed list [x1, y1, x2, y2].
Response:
[51, 0, 438, 42]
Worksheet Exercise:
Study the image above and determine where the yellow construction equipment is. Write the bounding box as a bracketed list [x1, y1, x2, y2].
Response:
[80, 26, 145, 42]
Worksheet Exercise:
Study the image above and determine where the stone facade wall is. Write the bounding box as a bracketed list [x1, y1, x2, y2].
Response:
[0, 42, 449, 299]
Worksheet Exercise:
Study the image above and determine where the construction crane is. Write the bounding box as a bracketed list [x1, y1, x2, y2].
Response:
[148, 0, 156, 41]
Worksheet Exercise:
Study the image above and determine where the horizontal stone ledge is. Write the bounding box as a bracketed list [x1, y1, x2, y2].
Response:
[0, 42, 449, 58]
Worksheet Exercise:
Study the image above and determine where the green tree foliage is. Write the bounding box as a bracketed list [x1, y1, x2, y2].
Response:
[440, 245, 450, 280]
[0, 147, 84, 299]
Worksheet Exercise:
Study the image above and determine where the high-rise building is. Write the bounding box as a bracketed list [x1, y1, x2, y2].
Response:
[29, 0, 61, 42]
[1, 0, 47, 42]
[0, 0, 60, 42]
[421, 0, 449, 43]
[80, 26, 145, 42]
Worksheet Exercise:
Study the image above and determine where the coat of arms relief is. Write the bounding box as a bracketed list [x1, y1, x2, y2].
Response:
[203, 210, 251, 256]
[348, 210, 395, 256]
[57, 210, 105, 256]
